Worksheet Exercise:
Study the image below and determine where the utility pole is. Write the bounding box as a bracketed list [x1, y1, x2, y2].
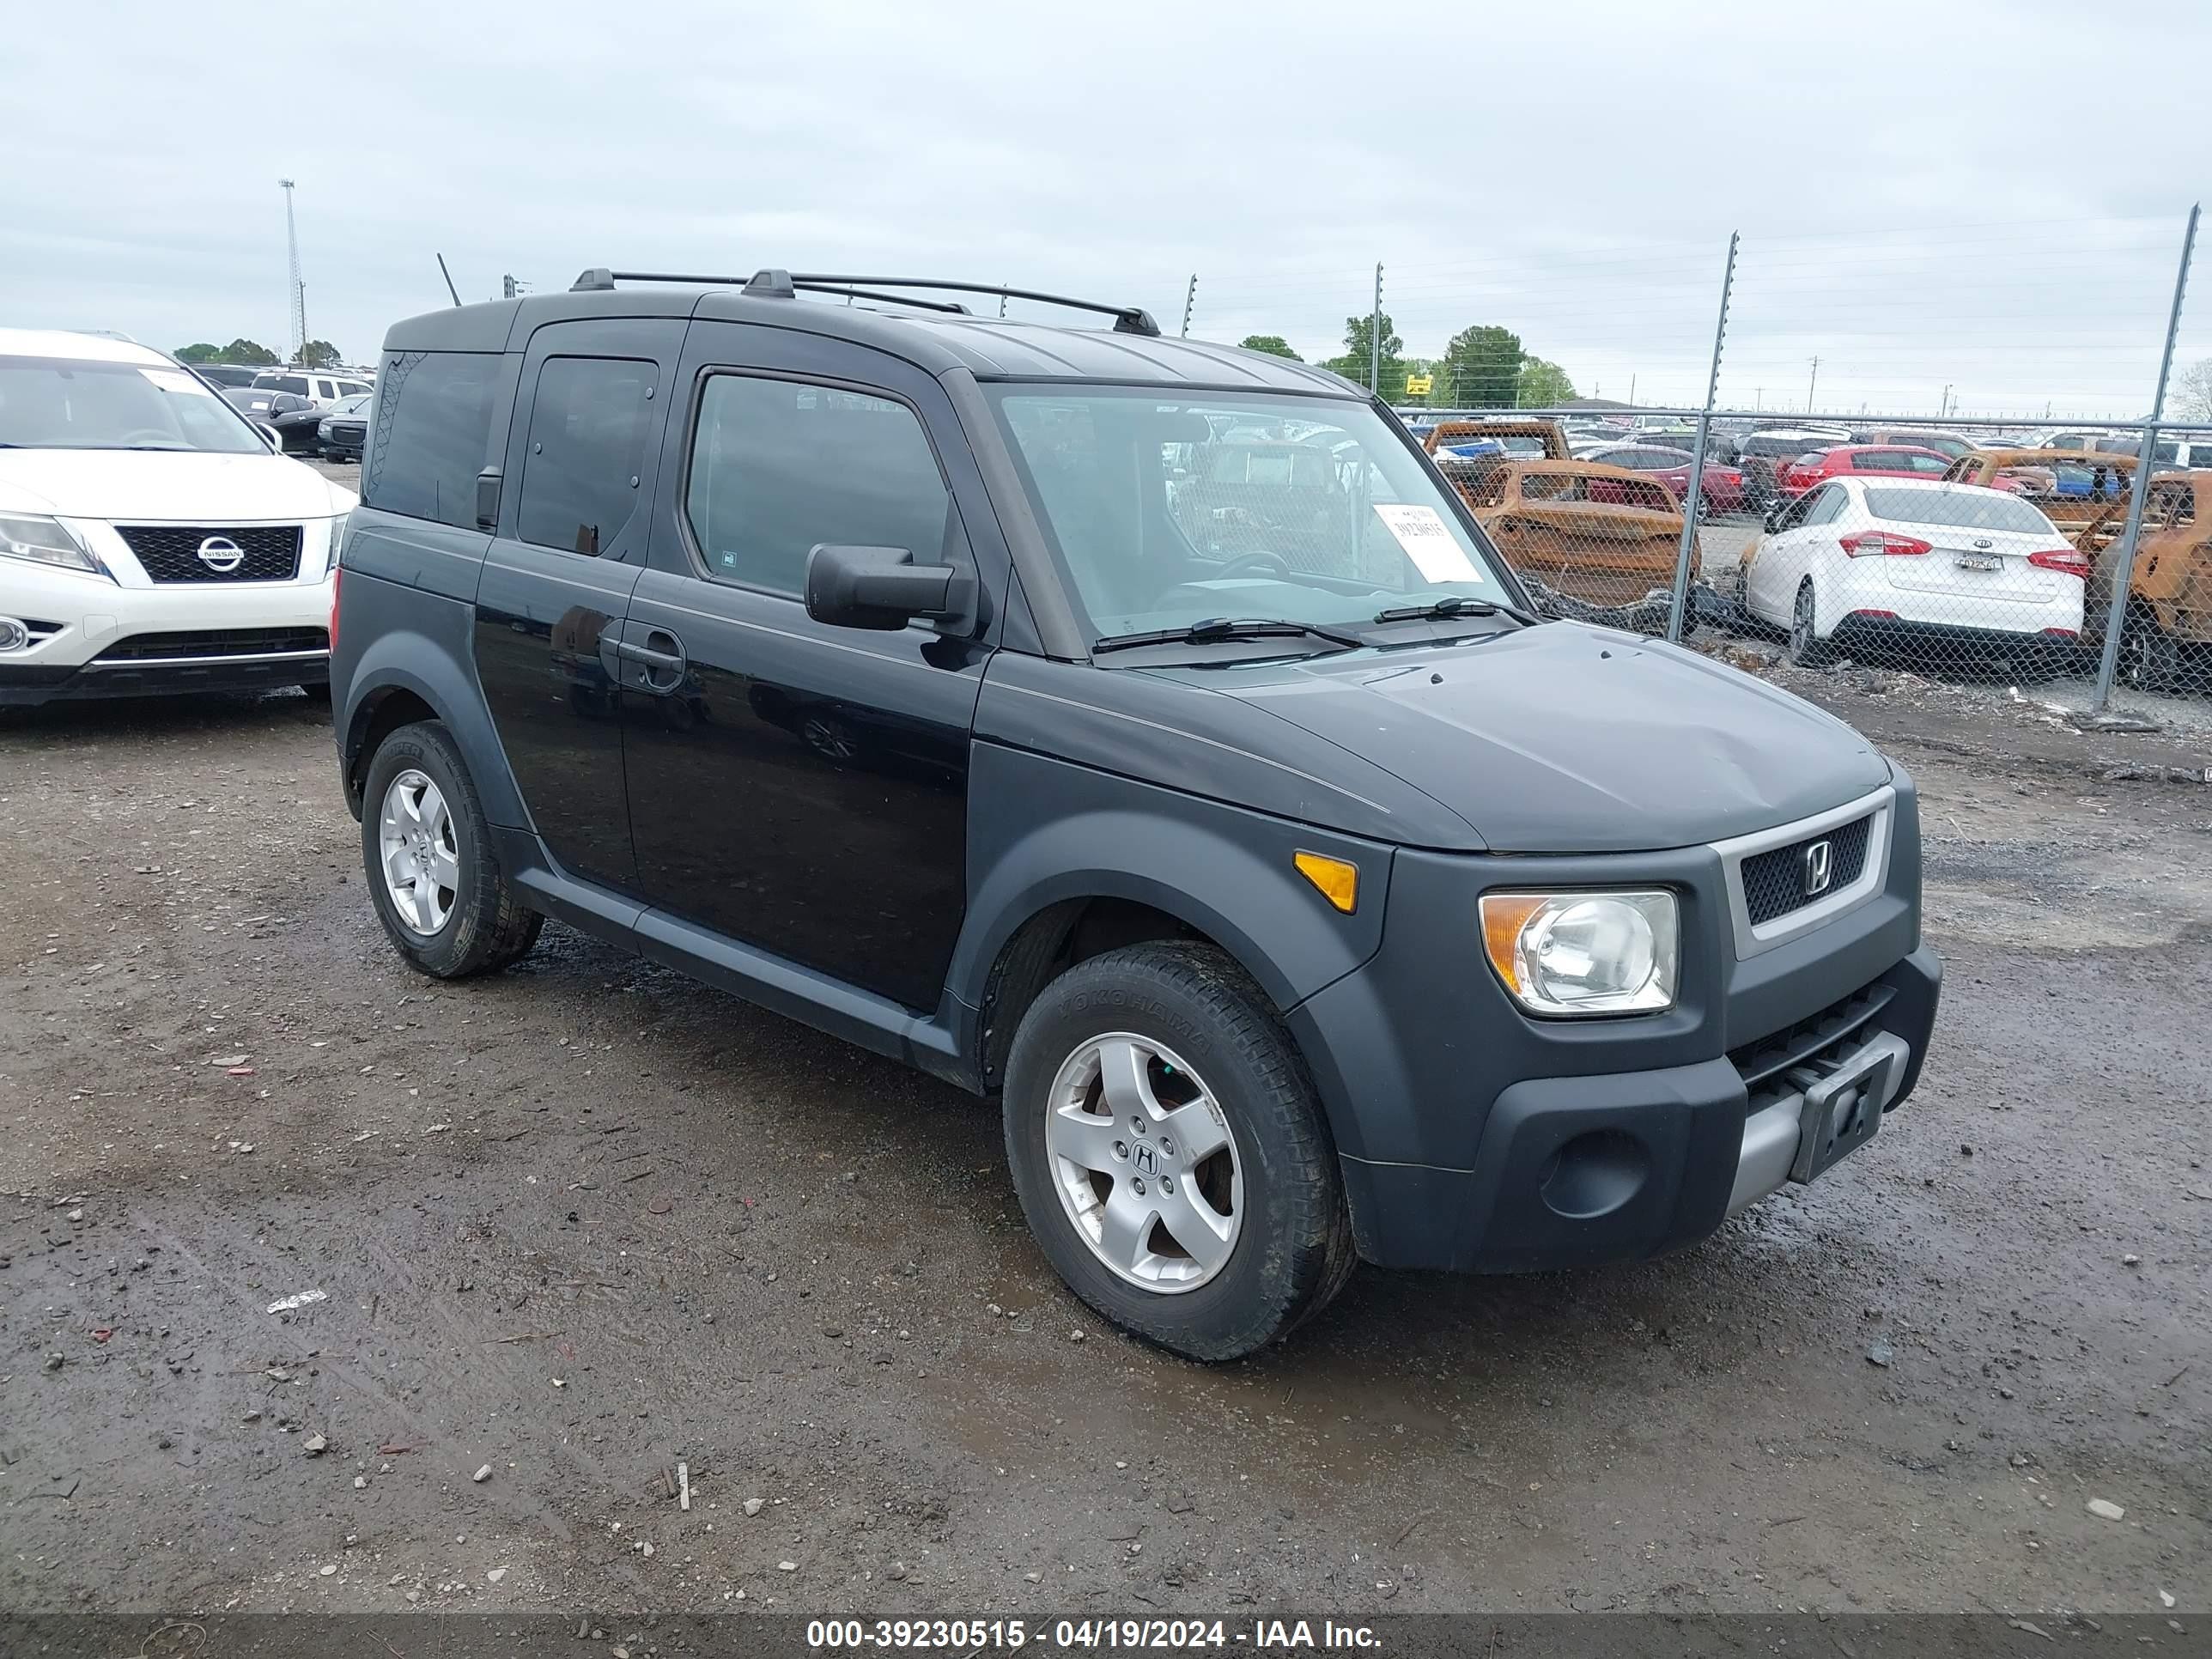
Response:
[502, 275, 518, 301]
[1941, 383, 1954, 420]
[298, 286, 308, 361]
[1181, 274, 1197, 338]
[1806, 356, 1820, 413]
[279, 179, 306, 362]
[1666, 230, 1738, 645]
[2094, 202, 2200, 710]
[1628, 374, 1637, 409]
[1370, 263, 1383, 397]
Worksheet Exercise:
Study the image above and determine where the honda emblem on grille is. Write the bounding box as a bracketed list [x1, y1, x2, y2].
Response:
[195, 536, 246, 574]
[1801, 838, 1834, 896]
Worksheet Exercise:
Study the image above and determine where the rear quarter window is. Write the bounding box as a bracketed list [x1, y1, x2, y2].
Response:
[363, 351, 501, 529]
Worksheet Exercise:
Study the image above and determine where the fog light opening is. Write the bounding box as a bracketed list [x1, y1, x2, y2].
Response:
[1538, 1127, 1650, 1220]
[0, 617, 31, 653]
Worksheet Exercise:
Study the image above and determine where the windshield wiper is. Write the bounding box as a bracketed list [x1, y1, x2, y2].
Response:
[1091, 616, 1368, 656]
[1370, 595, 1545, 627]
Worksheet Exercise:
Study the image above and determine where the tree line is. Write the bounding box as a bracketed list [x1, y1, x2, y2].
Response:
[1237, 317, 1576, 409]
[174, 338, 346, 370]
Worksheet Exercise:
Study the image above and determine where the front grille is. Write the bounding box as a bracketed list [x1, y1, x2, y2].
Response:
[1729, 979, 1895, 1094]
[95, 628, 327, 663]
[116, 525, 302, 584]
[1741, 813, 1872, 926]
[327, 421, 366, 443]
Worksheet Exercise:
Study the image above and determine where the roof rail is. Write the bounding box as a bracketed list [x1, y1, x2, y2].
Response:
[568, 267, 1160, 337]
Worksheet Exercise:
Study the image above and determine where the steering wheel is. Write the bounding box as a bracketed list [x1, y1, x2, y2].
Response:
[1208, 551, 1291, 581]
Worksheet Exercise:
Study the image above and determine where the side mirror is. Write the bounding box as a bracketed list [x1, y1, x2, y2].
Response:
[805, 543, 973, 632]
[1762, 504, 1784, 532]
[254, 422, 283, 453]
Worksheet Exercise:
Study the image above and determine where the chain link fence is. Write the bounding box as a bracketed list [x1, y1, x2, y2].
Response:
[1245, 210, 2212, 737]
[1401, 407, 2212, 726]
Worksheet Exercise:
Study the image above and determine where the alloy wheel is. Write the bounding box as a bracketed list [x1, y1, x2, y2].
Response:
[1043, 1033, 1243, 1293]
[378, 769, 459, 936]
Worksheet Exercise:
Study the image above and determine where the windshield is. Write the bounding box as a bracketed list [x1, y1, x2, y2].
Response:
[1864, 487, 2055, 534]
[0, 356, 267, 453]
[988, 387, 1514, 642]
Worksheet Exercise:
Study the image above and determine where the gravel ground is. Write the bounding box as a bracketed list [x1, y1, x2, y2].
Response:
[1, 662, 2207, 1623]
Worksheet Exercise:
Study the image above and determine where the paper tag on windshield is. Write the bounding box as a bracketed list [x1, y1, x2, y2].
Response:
[139, 367, 213, 397]
[1372, 503, 1482, 584]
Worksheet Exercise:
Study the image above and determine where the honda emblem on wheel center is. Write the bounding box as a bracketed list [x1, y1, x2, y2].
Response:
[1131, 1143, 1158, 1176]
[1802, 838, 1834, 896]
[195, 535, 246, 574]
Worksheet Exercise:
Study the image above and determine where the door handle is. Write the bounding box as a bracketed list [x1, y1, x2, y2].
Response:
[615, 628, 687, 693]
[616, 639, 684, 670]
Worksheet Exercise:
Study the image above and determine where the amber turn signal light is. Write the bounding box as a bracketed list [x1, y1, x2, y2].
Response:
[1479, 893, 1548, 991]
[1293, 851, 1358, 914]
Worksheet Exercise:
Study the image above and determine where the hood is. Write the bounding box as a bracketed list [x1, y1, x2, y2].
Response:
[1205, 623, 1888, 853]
[0, 448, 352, 521]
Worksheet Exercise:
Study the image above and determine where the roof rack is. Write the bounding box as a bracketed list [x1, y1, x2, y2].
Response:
[569, 267, 1161, 337]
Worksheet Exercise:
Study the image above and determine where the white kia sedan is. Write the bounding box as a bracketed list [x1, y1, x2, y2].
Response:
[1742, 475, 2087, 668]
[0, 328, 356, 707]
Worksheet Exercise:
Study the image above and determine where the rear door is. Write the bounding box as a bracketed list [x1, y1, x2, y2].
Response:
[1746, 483, 1830, 620]
[473, 318, 684, 891]
[617, 321, 997, 1012]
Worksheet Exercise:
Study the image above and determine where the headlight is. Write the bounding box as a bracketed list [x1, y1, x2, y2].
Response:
[0, 513, 106, 579]
[1480, 890, 1678, 1016]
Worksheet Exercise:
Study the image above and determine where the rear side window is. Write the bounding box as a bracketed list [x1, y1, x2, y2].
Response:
[515, 357, 659, 556]
[363, 351, 500, 528]
[684, 374, 951, 596]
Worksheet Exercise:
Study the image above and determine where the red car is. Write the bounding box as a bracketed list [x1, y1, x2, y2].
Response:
[1778, 444, 1952, 498]
[1583, 443, 1747, 516]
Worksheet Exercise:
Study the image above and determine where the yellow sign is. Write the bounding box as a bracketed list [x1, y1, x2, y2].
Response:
[1404, 374, 1433, 396]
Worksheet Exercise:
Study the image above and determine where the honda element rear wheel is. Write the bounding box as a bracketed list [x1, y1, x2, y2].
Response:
[361, 720, 542, 979]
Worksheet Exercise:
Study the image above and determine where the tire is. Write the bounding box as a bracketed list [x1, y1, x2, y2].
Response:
[1002, 942, 1355, 1362]
[359, 720, 542, 978]
[1785, 580, 1832, 668]
[2118, 609, 2183, 692]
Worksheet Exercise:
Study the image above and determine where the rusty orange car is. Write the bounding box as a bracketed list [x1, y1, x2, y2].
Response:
[2103, 471, 2212, 689]
[1421, 417, 1572, 465]
[1440, 458, 1696, 607]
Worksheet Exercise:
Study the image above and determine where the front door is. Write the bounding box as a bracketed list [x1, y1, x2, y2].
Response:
[619, 323, 996, 1013]
[473, 318, 684, 890]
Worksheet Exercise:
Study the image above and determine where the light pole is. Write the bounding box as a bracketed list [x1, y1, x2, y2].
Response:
[278, 179, 305, 363]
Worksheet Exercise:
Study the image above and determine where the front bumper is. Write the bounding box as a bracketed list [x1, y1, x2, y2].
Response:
[0, 647, 328, 705]
[1288, 775, 1941, 1273]
[0, 562, 334, 706]
[1326, 948, 1939, 1273]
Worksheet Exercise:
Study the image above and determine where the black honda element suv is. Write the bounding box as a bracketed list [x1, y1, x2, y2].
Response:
[332, 269, 1940, 1359]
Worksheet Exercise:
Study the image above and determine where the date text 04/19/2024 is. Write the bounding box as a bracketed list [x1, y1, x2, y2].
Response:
[804, 1619, 1382, 1650]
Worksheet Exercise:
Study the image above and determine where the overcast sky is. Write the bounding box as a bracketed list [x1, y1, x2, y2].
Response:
[7, 2, 2207, 420]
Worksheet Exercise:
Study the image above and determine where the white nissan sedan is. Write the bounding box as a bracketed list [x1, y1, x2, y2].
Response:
[0, 328, 355, 707]
[1742, 475, 2087, 669]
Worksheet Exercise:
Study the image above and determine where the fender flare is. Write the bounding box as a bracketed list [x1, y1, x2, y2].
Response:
[342, 630, 529, 830]
[949, 805, 1389, 1018]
